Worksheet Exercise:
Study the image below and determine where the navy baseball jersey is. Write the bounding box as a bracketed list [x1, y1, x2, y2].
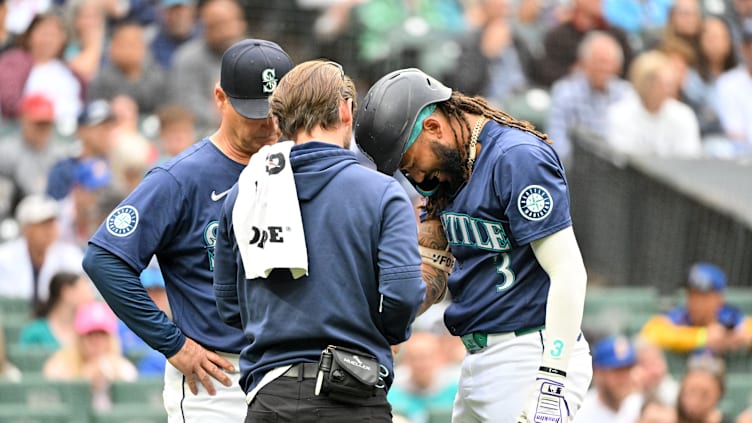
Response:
[441, 121, 572, 336]
[90, 139, 247, 353]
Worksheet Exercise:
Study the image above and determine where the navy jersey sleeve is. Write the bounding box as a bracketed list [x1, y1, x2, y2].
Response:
[86, 168, 187, 357]
[82, 245, 185, 357]
[376, 180, 425, 345]
[214, 185, 242, 329]
[90, 168, 185, 270]
[494, 143, 572, 246]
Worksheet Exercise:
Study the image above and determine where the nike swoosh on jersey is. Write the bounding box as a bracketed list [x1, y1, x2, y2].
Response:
[211, 189, 232, 202]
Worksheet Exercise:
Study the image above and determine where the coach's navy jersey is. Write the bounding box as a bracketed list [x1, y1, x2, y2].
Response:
[90, 139, 247, 353]
[441, 121, 572, 336]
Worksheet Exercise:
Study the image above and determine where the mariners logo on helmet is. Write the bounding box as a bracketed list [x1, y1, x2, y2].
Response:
[517, 185, 553, 221]
[106, 205, 139, 237]
[261, 68, 278, 94]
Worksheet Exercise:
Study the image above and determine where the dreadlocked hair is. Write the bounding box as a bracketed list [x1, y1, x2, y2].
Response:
[423, 92, 552, 217]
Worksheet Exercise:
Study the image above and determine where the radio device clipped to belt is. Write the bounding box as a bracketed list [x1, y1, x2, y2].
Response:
[314, 345, 382, 404]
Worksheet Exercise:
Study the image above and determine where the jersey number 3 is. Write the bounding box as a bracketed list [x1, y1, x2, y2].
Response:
[495, 253, 515, 292]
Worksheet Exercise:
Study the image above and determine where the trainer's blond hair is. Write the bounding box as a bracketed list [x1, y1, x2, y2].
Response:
[269, 60, 357, 140]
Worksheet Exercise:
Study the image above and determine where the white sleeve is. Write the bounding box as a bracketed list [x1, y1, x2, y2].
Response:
[531, 226, 587, 373]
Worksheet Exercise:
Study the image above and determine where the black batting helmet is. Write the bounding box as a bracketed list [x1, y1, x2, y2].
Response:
[354, 68, 452, 175]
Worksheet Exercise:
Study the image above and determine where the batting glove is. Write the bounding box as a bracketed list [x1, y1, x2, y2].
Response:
[517, 367, 570, 423]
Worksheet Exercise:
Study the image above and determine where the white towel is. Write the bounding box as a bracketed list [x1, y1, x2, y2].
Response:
[232, 141, 308, 280]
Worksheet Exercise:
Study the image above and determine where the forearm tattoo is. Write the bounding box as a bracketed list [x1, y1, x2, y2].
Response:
[418, 219, 450, 312]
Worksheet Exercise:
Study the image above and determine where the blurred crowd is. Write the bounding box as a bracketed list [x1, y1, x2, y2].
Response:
[1, 0, 752, 420]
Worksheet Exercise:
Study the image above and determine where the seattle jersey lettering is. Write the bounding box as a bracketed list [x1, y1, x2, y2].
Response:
[440, 213, 511, 252]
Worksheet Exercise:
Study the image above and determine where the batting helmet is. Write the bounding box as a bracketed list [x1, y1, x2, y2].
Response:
[354, 68, 452, 175]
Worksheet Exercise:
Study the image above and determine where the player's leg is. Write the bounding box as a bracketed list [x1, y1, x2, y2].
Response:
[163, 353, 246, 422]
[451, 357, 483, 423]
[453, 332, 541, 422]
[451, 330, 592, 422]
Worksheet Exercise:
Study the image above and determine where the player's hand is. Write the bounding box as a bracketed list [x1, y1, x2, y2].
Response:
[517, 370, 570, 423]
[167, 337, 235, 395]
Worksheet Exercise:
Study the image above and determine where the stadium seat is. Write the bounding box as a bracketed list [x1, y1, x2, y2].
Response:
[2, 318, 26, 345]
[720, 372, 752, 417]
[584, 286, 660, 314]
[0, 376, 91, 423]
[92, 404, 167, 423]
[110, 378, 165, 407]
[0, 404, 73, 423]
[0, 297, 32, 323]
[427, 407, 453, 423]
[724, 287, 752, 313]
[583, 286, 660, 336]
[6, 344, 56, 373]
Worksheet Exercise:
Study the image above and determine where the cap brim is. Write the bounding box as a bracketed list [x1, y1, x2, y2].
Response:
[228, 96, 270, 119]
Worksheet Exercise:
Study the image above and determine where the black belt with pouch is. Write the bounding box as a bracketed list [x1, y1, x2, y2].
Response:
[314, 345, 384, 404]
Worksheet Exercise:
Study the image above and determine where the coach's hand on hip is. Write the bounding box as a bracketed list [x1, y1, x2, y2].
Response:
[168, 337, 235, 395]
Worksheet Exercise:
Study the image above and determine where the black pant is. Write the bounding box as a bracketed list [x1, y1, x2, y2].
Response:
[246, 376, 392, 422]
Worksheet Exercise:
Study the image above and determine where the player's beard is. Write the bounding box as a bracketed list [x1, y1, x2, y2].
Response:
[431, 140, 465, 195]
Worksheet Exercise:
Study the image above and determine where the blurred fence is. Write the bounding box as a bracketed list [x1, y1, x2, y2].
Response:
[568, 130, 752, 294]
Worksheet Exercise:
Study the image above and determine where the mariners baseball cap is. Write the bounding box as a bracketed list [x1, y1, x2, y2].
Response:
[592, 336, 636, 369]
[687, 262, 726, 292]
[15, 194, 59, 226]
[20, 94, 54, 122]
[74, 301, 118, 335]
[78, 99, 115, 127]
[220, 39, 293, 119]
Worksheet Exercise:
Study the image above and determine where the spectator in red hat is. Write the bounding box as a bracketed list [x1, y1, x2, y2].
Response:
[0, 93, 69, 219]
[43, 301, 137, 411]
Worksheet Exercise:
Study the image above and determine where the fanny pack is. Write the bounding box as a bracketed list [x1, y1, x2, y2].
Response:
[314, 345, 383, 404]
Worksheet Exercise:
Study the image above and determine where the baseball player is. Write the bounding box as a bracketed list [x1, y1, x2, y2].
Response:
[81, 39, 293, 422]
[355, 68, 593, 422]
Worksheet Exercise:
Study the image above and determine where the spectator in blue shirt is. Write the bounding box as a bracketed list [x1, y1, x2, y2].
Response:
[149, 0, 199, 69]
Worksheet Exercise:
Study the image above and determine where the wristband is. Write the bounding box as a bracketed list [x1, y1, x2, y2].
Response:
[539, 366, 567, 378]
[697, 327, 708, 347]
[419, 246, 455, 273]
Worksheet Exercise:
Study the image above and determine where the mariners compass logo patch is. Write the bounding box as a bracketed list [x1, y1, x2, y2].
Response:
[106, 205, 139, 237]
[517, 185, 553, 221]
